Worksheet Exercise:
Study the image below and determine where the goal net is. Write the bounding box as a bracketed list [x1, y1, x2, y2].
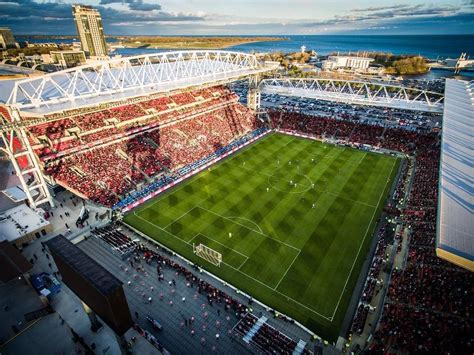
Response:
[193, 243, 222, 267]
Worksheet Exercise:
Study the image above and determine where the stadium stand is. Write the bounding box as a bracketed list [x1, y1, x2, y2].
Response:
[234, 312, 312, 355]
[95, 226, 316, 354]
[13, 78, 471, 353]
[33, 86, 256, 207]
[268, 110, 473, 354]
[91, 225, 138, 259]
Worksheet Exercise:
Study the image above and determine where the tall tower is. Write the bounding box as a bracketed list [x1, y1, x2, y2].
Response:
[72, 4, 108, 57]
[0, 27, 17, 49]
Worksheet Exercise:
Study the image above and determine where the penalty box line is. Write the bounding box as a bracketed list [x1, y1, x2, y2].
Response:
[163, 206, 199, 230]
[133, 210, 332, 321]
[280, 136, 366, 165]
[274, 249, 301, 291]
[220, 250, 333, 321]
[197, 205, 301, 253]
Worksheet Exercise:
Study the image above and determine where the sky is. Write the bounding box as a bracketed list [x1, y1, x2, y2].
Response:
[1, 0, 473, 35]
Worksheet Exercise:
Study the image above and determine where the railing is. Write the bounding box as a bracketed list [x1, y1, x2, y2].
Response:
[260, 78, 444, 113]
[7, 51, 274, 112]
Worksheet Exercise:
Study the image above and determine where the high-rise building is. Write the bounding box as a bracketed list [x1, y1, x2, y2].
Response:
[72, 4, 108, 57]
[0, 27, 18, 50]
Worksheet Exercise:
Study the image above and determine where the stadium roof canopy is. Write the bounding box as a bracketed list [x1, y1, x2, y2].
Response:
[436, 79, 474, 271]
[4, 50, 277, 115]
[259, 78, 444, 113]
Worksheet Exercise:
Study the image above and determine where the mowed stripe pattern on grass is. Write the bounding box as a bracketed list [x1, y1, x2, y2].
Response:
[124, 133, 399, 341]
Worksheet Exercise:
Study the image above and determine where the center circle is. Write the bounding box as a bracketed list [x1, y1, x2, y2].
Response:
[267, 168, 313, 194]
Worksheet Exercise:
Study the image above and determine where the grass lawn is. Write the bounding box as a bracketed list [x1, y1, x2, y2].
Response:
[123, 132, 399, 341]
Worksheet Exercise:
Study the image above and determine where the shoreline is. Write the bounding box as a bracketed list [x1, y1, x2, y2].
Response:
[118, 37, 288, 50]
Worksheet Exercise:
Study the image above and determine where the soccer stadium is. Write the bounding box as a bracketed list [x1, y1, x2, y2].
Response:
[0, 51, 472, 354]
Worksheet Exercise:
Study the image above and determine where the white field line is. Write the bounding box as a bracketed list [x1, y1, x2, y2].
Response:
[321, 150, 367, 165]
[198, 205, 301, 252]
[330, 158, 397, 320]
[219, 258, 332, 321]
[163, 206, 198, 230]
[357, 151, 368, 164]
[133, 211, 193, 246]
[274, 250, 301, 291]
[133, 210, 331, 320]
[227, 216, 264, 234]
[302, 148, 367, 165]
[237, 257, 249, 270]
[143, 133, 272, 211]
[228, 161, 377, 208]
[189, 233, 250, 260]
[282, 136, 297, 147]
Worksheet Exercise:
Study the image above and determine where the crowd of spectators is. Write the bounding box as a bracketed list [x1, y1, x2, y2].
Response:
[42, 94, 255, 207]
[28, 86, 239, 160]
[350, 229, 390, 335]
[268, 110, 428, 153]
[135, 243, 248, 315]
[371, 142, 473, 352]
[116, 231, 312, 354]
[91, 225, 138, 258]
[370, 303, 471, 354]
[271, 110, 472, 353]
[219, 290, 311, 354]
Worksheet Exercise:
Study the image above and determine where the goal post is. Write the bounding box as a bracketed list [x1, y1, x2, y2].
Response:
[193, 243, 222, 267]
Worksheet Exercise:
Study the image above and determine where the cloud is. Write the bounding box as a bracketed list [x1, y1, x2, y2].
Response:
[99, 0, 162, 11]
[352, 5, 409, 13]
[299, 3, 469, 28]
[0, 0, 473, 35]
[0, 0, 205, 34]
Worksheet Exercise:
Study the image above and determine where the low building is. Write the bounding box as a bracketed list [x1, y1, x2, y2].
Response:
[0, 204, 52, 248]
[0, 241, 32, 284]
[51, 50, 87, 69]
[322, 55, 374, 71]
[27, 42, 59, 48]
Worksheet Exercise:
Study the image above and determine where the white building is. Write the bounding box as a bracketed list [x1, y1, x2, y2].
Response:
[0, 204, 51, 247]
[51, 50, 87, 69]
[322, 55, 374, 71]
[72, 4, 108, 58]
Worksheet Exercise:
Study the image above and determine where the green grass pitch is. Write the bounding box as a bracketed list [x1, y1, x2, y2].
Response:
[124, 132, 400, 341]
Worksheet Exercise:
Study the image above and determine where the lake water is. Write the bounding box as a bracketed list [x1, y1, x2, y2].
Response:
[228, 35, 474, 59]
[113, 35, 474, 81]
[13, 35, 474, 80]
[19, 34, 474, 59]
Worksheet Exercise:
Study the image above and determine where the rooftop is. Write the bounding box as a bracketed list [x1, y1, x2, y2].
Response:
[2, 51, 276, 115]
[45, 235, 123, 296]
[437, 79, 474, 271]
[0, 241, 32, 284]
[0, 204, 50, 243]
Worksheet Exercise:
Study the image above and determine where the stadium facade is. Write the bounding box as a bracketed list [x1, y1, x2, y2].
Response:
[0, 51, 470, 269]
[0, 50, 472, 351]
